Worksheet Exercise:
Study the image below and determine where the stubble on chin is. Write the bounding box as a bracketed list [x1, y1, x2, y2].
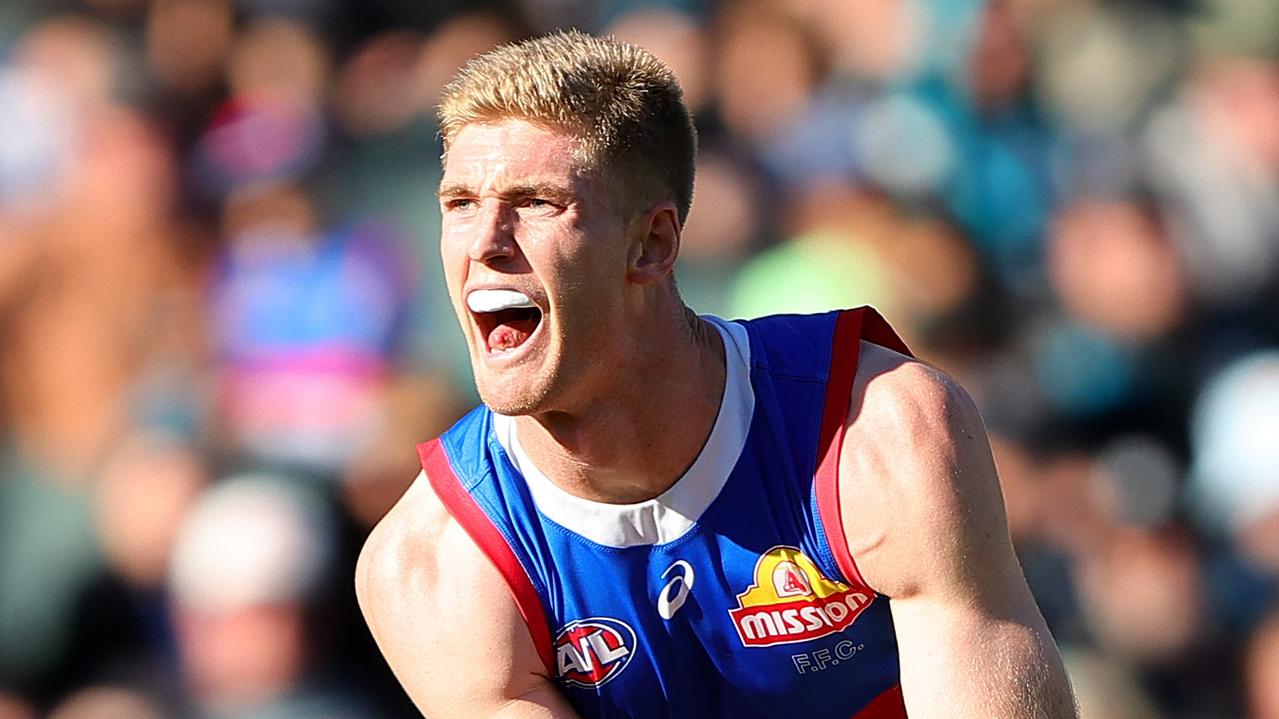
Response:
[481, 391, 541, 417]
[475, 368, 557, 417]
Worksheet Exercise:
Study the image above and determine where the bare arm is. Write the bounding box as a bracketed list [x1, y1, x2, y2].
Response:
[840, 344, 1076, 718]
[356, 473, 581, 719]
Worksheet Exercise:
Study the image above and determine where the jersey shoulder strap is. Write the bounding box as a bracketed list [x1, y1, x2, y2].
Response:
[417, 412, 556, 675]
[810, 307, 913, 591]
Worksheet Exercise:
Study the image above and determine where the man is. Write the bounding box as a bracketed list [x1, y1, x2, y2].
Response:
[356, 30, 1076, 718]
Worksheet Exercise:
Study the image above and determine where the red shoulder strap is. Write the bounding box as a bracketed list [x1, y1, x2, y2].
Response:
[418, 438, 556, 676]
[814, 307, 912, 592]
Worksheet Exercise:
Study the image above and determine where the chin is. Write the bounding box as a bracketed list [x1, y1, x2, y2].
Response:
[468, 333, 569, 417]
[475, 375, 552, 417]
[481, 394, 541, 417]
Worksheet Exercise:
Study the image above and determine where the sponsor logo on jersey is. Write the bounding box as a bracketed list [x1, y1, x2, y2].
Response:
[728, 546, 874, 647]
[554, 617, 636, 688]
[657, 559, 694, 620]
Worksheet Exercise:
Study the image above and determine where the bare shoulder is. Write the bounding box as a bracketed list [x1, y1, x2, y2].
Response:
[355, 471, 455, 627]
[356, 472, 573, 718]
[839, 340, 1011, 600]
[839, 342, 1076, 716]
[848, 340, 982, 454]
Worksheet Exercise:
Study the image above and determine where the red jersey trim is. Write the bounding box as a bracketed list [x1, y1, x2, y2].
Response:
[850, 683, 907, 719]
[418, 438, 557, 676]
[814, 307, 913, 593]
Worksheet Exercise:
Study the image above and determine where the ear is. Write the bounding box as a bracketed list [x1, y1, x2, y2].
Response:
[627, 201, 682, 285]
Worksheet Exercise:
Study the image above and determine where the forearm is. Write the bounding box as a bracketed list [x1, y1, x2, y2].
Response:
[894, 600, 1077, 719]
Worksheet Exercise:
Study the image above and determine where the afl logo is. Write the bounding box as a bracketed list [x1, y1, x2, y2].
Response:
[554, 617, 636, 688]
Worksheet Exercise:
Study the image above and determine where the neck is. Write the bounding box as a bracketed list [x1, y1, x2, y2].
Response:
[513, 305, 726, 504]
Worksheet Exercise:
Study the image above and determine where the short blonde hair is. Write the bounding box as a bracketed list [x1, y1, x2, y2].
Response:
[438, 30, 697, 223]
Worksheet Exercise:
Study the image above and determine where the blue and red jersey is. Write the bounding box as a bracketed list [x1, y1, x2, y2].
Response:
[419, 308, 912, 718]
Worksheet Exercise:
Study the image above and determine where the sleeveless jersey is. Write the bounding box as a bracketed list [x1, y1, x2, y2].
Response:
[418, 308, 912, 718]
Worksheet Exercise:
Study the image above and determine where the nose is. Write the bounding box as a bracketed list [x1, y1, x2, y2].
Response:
[468, 202, 518, 265]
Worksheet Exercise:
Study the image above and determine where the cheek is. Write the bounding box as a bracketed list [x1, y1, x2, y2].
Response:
[541, 221, 625, 278]
[439, 238, 470, 311]
[439, 221, 471, 271]
[516, 229, 578, 280]
[544, 245, 606, 300]
[439, 221, 465, 264]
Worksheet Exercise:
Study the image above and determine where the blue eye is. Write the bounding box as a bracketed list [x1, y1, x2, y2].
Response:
[522, 198, 564, 212]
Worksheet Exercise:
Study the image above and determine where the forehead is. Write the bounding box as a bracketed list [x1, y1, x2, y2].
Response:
[442, 119, 585, 188]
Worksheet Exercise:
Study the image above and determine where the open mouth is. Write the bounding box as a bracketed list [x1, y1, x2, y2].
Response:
[468, 289, 544, 354]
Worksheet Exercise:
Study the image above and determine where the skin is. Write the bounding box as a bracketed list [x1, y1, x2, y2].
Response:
[356, 119, 1077, 718]
[839, 346, 1077, 717]
[434, 119, 725, 502]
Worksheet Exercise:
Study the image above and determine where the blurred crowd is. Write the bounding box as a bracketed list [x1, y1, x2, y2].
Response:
[0, 0, 1277, 717]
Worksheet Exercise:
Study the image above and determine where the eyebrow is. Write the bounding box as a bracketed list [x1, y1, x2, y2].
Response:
[436, 182, 577, 204]
[436, 183, 473, 199]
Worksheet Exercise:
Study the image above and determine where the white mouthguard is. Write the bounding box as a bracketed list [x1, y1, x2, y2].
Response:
[467, 289, 537, 313]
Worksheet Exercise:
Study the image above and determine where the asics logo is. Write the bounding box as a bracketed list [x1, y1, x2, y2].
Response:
[657, 560, 694, 620]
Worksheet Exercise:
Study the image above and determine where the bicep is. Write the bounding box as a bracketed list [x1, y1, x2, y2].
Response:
[840, 358, 1075, 718]
[356, 484, 580, 719]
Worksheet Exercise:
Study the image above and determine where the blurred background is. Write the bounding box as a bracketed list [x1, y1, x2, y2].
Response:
[0, 0, 1277, 716]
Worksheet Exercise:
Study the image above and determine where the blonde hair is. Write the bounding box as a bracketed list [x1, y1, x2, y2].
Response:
[438, 30, 697, 223]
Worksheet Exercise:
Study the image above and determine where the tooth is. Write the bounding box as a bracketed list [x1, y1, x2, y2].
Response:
[467, 289, 536, 313]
